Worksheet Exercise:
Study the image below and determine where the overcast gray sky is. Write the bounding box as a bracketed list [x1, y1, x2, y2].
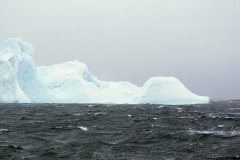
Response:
[0, 0, 239, 99]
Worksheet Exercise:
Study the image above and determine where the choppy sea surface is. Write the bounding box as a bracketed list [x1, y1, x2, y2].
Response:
[1, 101, 240, 160]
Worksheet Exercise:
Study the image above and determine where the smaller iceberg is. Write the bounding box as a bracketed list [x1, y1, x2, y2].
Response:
[0, 38, 209, 104]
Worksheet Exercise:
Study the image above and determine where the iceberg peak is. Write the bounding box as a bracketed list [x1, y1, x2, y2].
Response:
[1, 38, 34, 56]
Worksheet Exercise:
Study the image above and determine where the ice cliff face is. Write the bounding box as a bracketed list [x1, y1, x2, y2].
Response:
[0, 38, 209, 104]
[0, 39, 55, 103]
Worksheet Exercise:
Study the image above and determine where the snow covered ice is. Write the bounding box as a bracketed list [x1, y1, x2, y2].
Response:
[0, 38, 209, 104]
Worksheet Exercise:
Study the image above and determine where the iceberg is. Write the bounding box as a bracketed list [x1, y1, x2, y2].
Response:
[0, 38, 209, 104]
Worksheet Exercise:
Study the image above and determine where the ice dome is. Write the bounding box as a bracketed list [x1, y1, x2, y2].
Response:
[138, 77, 209, 104]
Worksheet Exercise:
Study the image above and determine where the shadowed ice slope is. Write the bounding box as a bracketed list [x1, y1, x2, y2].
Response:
[0, 38, 209, 104]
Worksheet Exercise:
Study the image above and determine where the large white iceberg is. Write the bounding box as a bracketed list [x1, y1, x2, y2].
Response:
[0, 38, 209, 104]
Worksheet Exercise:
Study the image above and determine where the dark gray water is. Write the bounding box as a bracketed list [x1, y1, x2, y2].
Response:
[1, 101, 240, 160]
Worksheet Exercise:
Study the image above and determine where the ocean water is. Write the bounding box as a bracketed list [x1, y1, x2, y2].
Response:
[1, 101, 240, 160]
